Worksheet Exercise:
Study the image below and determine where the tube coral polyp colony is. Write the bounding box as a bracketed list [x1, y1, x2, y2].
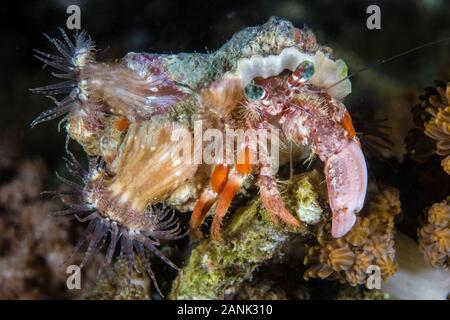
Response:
[31, 17, 367, 290]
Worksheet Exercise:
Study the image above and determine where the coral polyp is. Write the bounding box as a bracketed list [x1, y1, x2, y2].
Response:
[304, 186, 400, 286]
[418, 197, 450, 269]
[408, 81, 450, 172]
[406, 80, 450, 275]
[425, 104, 450, 174]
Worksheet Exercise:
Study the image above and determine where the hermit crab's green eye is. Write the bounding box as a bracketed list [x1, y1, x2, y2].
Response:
[244, 84, 266, 100]
[298, 60, 315, 81]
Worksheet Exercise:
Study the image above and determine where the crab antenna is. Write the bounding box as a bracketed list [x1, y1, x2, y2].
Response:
[325, 36, 450, 92]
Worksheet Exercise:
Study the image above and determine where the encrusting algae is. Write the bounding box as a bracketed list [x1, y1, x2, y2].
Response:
[303, 186, 401, 286]
[418, 197, 450, 270]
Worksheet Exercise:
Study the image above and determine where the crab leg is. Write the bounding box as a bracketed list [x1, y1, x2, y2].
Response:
[287, 96, 367, 238]
[258, 163, 301, 228]
[190, 188, 217, 237]
[256, 135, 300, 228]
[189, 164, 229, 236]
[210, 171, 244, 242]
[209, 146, 254, 241]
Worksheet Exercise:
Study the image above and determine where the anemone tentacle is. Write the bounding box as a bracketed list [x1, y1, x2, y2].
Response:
[31, 28, 96, 127]
[49, 152, 184, 296]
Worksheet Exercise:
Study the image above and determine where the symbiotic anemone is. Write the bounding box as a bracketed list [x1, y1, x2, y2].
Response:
[304, 186, 401, 286]
[31, 28, 187, 128]
[418, 197, 450, 269]
[49, 146, 186, 296]
[30, 28, 96, 127]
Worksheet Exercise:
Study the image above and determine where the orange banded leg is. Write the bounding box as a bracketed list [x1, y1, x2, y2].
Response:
[210, 146, 254, 242]
[189, 188, 217, 237]
[258, 164, 300, 228]
[210, 172, 243, 242]
[189, 164, 230, 237]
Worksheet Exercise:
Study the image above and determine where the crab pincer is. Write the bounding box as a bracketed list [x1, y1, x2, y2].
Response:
[324, 139, 367, 238]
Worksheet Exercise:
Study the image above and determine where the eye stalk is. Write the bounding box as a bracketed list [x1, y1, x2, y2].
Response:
[289, 60, 315, 89]
[244, 84, 266, 100]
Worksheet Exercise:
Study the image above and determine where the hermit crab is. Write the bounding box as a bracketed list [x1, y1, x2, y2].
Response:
[31, 17, 367, 289]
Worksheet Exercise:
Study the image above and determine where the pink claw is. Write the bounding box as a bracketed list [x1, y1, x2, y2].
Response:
[324, 139, 367, 238]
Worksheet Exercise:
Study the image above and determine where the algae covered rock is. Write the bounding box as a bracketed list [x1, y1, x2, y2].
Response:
[170, 170, 326, 299]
